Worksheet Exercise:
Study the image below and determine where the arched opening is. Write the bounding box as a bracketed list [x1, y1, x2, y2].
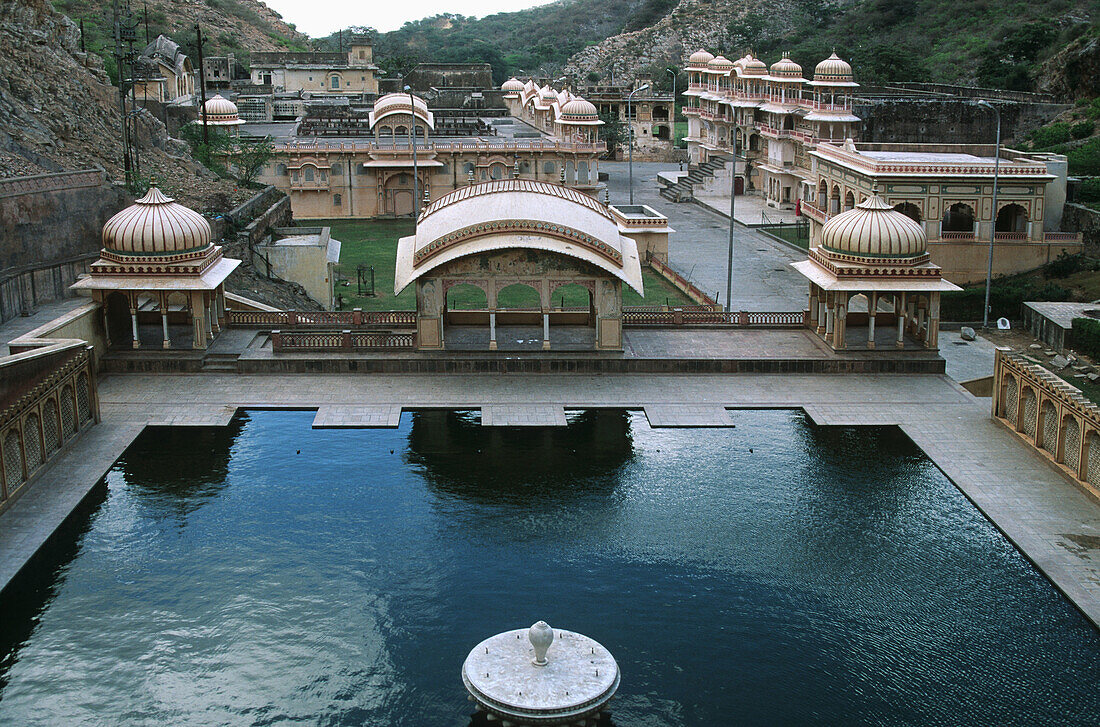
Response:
[42, 397, 60, 453]
[942, 203, 975, 233]
[1063, 415, 1081, 471]
[817, 179, 827, 204]
[844, 191, 855, 211]
[653, 124, 670, 140]
[550, 283, 592, 310]
[394, 125, 408, 137]
[565, 160, 575, 184]
[1041, 400, 1058, 453]
[996, 203, 1028, 234]
[446, 283, 488, 311]
[3, 429, 23, 492]
[22, 414, 42, 473]
[894, 202, 922, 223]
[489, 163, 507, 180]
[384, 172, 415, 216]
[497, 283, 542, 310]
[830, 185, 840, 214]
[1021, 387, 1038, 437]
[105, 292, 132, 348]
[748, 134, 760, 151]
[378, 125, 392, 137]
[578, 161, 590, 184]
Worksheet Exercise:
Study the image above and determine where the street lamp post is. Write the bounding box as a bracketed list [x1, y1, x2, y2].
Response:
[977, 99, 1001, 329]
[627, 84, 649, 205]
[405, 85, 420, 227]
[666, 67, 676, 130]
[726, 126, 738, 313]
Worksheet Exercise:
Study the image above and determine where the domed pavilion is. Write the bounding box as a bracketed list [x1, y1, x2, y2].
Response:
[71, 185, 240, 350]
[791, 189, 960, 350]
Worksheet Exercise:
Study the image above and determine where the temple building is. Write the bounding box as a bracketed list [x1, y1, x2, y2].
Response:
[395, 179, 643, 351]
[792, 189, 960, 350]
[71, 186, 240, 350]
[132, 35, 196, 104]
[680, 47, 1079, 284]
[249, 36, 379, 95]
[500, 80, 606, 144]
[257, 92, 605, 220]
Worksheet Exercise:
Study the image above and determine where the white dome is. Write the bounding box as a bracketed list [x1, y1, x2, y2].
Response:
[741, 56, 768, 76]
[502, 77, 524, 92]
[821, 194, 927, 258]
[687, 49, 715, 68]
[560, 97, 599, 122]
[769, 53, 803, 79]
[102, 186, 212, 256]
[202, 94, 241, 125]
[708, 55, 734, 71]
[814, 52, 854, 83]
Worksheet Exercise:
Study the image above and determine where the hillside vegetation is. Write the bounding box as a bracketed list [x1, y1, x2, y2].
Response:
[316, 0, 1096, 97]
[50, 0, 310, 82]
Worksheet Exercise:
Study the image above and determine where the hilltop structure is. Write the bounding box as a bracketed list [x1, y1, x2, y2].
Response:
[249, 34, 378, 95]
[132, 35, 196, 104]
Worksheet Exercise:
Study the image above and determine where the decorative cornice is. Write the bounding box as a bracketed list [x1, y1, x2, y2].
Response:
[415, 219, 623, 267]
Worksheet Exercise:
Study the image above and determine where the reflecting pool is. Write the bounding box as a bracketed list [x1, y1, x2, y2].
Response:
[1, 410, 1098, 726]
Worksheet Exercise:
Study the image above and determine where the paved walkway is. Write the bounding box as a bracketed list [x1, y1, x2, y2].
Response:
[602, 161, 807, 311]
[3, 371, 1099, 628]
[695, 191, 800, 226]
[0, 297, 87, 354]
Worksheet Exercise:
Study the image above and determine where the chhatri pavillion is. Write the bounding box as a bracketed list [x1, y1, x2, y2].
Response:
[793, 188, 961, 351]
[395, 180, 643, 352]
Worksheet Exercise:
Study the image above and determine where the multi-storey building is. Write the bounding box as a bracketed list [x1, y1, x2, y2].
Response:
[132, 35, 196, 104]
[249, 36, 379, 96]
[256, 92, 605, 219]
[683, 49, 860, 207]
[680, 48, 1078, 284]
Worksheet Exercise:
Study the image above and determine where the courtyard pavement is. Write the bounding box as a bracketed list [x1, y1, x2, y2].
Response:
[602, 161, 808, 311]
[2, 371, 1098, 631]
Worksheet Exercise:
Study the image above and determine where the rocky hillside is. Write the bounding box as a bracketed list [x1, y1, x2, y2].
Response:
[51, 0, 311, 79]
[563, 0, 1096, 96]
[1039, 27, 1100, 101]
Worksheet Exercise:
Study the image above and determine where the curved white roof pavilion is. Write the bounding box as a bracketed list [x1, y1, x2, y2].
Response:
[395, 180, 644, 295]
[368, 92, 435, 130]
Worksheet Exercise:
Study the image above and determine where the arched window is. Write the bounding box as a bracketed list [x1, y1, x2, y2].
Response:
[303, 166, 315, 182]
[996, 203, 1028, 233]
[333, 193, 342, 206]
[942, 203, 975, 233]
[844, 190, 855, 211]
[330, 75, 340, 89]
[543, 161, 556, 175]
[395, 126, 408, 136]
[894, 202, 922, 223]
[276, 163, 287, 176]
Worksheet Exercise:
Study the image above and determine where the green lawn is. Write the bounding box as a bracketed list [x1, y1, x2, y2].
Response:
[314, 219, 693, 310]
[759, 224, 809, 250]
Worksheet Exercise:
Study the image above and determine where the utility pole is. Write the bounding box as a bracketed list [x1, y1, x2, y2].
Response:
[196, 24, 209, 146]
[113, 0, 133, 187]
[143, 1, 149, 44]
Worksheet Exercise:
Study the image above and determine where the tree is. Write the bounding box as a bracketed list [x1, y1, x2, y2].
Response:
[234, 137, 274, 186]
[598, 111, 625, 156]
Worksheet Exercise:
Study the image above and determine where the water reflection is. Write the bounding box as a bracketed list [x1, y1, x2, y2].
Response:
[0, 409, 1097, 726]
[407, 409, 634, 504]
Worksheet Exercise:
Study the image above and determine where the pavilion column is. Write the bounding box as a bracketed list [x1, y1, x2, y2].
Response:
[867, 291, 877, 349]
[190, 290, 207, 349]
[807, 284, 816, 328]
[489, 311, 498, 351]
[100, 295, 112, 347]
[542, 308, 551, 350]
[896, 292, 907, 348]
[209, 293, 221, 335]
[816, 289, 827, 335]
[926, 293, 940, 348]
[160, 294, 170, 349]
[832, 294, 847, 349]
[824, 291, 834, 336]
[130, 299, 140, 349]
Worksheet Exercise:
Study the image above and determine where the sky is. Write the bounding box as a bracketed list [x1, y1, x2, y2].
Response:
[263, 0, 554, 37]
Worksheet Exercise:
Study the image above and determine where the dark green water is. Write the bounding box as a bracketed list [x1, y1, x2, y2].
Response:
[0, 409, 1098, 726]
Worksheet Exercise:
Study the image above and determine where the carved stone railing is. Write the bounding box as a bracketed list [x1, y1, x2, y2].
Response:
[992, 347, 1100, 499]
[623, 309, 807, 326]
[0, 342, 98, 510]
[227, 309, 417, 328]
[271, 329, 415, 351]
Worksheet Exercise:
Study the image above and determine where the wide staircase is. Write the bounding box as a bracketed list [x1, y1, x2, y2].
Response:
[659, 153, 730, 203]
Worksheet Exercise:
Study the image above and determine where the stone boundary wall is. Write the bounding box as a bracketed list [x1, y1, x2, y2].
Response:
[991, 347, 1100, 501]
[0, 341, 99, 514]
[1061, 203, 1100, 254]
[0, 169, 130, 324]
[866, 82, 1058, 104]
[855, 98, 1069, 145]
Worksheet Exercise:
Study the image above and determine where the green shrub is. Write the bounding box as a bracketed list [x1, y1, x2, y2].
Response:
[1072, 317, 1100, 359]
[1029, 122, 1072, 149]
[1076, 178, 1100, 204]
[1072, 121, 1095, 139]
[941, 279, 1071, 321]
[1044, 252, 1085, 279]
[1066, 138, 1100, 176]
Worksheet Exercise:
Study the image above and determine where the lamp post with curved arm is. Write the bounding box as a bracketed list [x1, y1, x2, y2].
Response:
[404, 85, 420, 227]
[627, 84, 649, 205]
[977, 99, 1001, 330]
